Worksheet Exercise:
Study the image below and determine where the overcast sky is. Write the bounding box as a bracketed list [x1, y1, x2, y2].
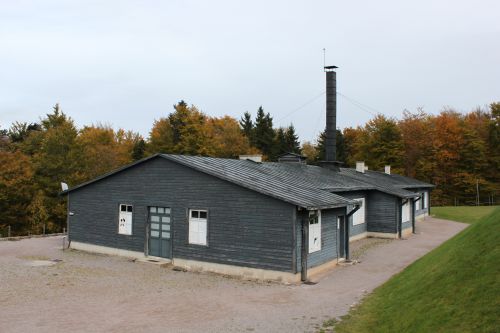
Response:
[1, 0, 499, 142]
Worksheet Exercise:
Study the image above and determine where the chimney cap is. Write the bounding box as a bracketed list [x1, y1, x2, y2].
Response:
[324, 65, 338, 71]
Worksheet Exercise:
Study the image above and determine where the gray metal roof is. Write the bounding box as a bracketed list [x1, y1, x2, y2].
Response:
[64, 154, 431, 208]
[162, 154, 357, 210]
[340, 168, 434, 192]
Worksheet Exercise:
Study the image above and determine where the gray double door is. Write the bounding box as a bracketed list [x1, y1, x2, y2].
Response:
[148, 206, 172, 258]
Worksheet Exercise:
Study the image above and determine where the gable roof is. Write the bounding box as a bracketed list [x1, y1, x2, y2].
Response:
[63, 154, 428, 208]
[63, 154, 357, 210]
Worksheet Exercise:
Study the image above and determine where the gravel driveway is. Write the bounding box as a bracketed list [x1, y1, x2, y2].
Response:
[0, 217, 466, 333]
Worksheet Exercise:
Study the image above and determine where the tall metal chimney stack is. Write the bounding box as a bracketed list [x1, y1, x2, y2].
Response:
[320, 65, 342, 171]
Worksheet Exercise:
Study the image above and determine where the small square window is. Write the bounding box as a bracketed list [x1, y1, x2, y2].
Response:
[150, 207, 157, 213]
[158, 207, 164, 214]
[191, 210, 199, 218]
[199, 211, 207, 219]
[121, 205, 127, 212]
[127, 205, 133, 212]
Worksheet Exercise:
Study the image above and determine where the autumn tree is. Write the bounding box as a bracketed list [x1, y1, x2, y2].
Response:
[168, 101, 208, 155]
[0, 150, 35, 235]
[205, 116, 256, 158]
[148, 118, 175, 154]
[31, 104, 80, 232]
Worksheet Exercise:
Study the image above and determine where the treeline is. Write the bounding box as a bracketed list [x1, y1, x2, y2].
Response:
[309, 103, 499, 207]
[0, 101, 298, 235]
[0, 101, 498, 235]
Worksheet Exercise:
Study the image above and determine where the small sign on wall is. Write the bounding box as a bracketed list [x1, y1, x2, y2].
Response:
[119, 204, 133, 235]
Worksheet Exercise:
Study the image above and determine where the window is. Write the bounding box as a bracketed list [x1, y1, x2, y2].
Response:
[189, 209, 208, 246]
[423, 192, 429, 209]
[402, 200, 410, 223]
[308, 210, 321, 253]
[118, 204, 133, 235]
[352, 198, 366, 225]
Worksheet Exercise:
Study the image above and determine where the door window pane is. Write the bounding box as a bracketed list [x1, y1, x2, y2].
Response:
[200, 211, 207, 219]
[158, 207, 164, 214]
[162, 225, 170, 231]
[191, 210, 199, 218]
[151, 223, 159, 230]
[151, 215, 160, 222]
[165, 208, 171, 214]
[161, 216, 170, 223]
[161, 232, 170, 239]
[150, 207, 156, 213]
[151, 230, 159, 237]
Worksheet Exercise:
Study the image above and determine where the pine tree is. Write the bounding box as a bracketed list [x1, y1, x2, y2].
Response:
[273, 127, 288, 158]
[253, 106, 275, 159]
[132, 139, 146, 161]
[285, 124, 301, 154]
[239, 111, 254, 143]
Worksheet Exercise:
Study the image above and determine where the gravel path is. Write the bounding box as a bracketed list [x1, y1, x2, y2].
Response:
[0, 217, 466, 333]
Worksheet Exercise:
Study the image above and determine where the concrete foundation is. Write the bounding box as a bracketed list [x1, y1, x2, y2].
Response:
[71, 241, 146, 259]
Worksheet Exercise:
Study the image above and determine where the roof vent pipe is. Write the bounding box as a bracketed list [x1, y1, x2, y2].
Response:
[356, 161, 365, 173]
[385, 165, 391, 174]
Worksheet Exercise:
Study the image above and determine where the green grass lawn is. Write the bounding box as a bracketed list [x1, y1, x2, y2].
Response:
[330, 207, 500, 333]
[432, 205, 498, 224]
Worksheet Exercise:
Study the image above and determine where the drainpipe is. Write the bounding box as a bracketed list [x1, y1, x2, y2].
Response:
[398, 199, 408, 239]
[301, 214, 308, 282]
[344, 203, 360, 262]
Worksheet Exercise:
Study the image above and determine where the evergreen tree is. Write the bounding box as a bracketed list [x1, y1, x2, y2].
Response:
[132, 139, 146, 161]
[285, 124, 301, 154]
[253, 106, 275, 159]
[314, 129, 345, 163]
[239, 111, 254, 143]
[273, 127, 288, 158]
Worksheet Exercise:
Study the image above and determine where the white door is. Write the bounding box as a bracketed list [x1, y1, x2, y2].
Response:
[308, 210, 321, 253]
[118, 204, 133, 235]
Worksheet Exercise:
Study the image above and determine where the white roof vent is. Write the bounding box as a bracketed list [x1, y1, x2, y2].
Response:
[385, 165, 391, 175]
[356, 161, 365, 173]
[239, 154, 262, 163]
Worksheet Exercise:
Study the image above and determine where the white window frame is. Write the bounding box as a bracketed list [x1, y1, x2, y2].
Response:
[352, 198, 366, 225]
[308, 210, 321, 253]
[402, 200, 410, 223]
[423, 192, 429, 209]
[118, 204, 133, 235]
[188, 209, 208, 246]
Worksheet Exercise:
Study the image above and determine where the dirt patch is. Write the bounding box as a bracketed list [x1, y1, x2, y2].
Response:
[350, 238, 393, 261]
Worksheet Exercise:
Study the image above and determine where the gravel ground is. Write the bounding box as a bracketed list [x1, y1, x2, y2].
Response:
[0, 217, 466, 333]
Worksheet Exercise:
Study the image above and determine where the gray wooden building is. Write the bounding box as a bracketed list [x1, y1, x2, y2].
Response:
[62, 66, 433, 282]
[63, 153, 432, 282]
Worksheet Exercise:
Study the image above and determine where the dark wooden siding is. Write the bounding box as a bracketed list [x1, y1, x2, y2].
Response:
[69, 157, 295, 272]
[334, 191, 368, 237]
[411, 188, 429, 217]
[295, 208, 344, 270]
[366, 191, 398, 234]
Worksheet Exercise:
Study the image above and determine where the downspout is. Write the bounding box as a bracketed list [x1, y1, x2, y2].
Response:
[300, 213, 308, 282]
[412, 196, 420, 234]
[398, 199, 408, 239]
[344, 203, 360, 262]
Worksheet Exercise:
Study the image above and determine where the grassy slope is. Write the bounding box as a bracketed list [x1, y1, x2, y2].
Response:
[432, 206, 498, 224]
[333, 207, 500, 333]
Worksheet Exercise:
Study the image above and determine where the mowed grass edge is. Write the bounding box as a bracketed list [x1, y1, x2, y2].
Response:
[330, 207, 500, 333]
[432, 205, 498, 224]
